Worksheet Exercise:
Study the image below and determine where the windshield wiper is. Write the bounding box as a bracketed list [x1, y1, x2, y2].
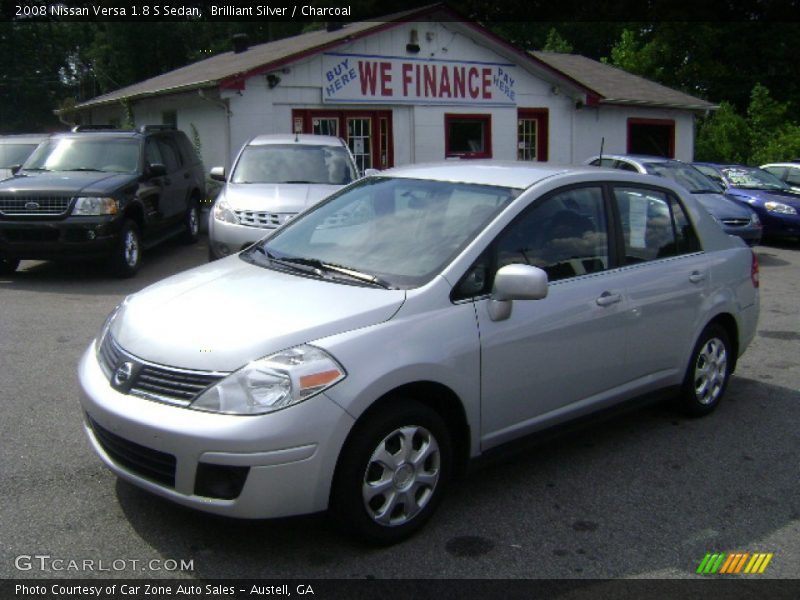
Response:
[280, 180, 314, 184]
[254, 249, 392, 288]
[68, 168, 104, 172]
[692, 189, 722, 194]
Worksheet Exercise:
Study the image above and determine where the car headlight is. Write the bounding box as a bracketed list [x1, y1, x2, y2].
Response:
[213, 197, 239, 224]
[764, 201, 797, 215]
[73, 196, 119, 215]
[95, 298, 127, 358]
[191, 345, 346, 415]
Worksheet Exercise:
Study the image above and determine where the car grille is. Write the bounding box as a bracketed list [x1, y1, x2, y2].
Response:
[88, 415, 176, 487]
[98, 334, 226, 407]
[234, 210, 295, 229]
[721, 218, 751, 227]
[0, 195, 73, 216]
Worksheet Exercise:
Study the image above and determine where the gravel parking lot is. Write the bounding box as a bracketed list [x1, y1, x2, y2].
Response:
[0, 234, 798, 580]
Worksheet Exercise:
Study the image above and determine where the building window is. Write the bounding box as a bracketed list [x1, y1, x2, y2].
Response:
[445, 114, 491, 159]
[627, 118, 675, 158]
[162, 110, 177, 127]
[312, 117, 339, 137]
[517, 108, 548, 162]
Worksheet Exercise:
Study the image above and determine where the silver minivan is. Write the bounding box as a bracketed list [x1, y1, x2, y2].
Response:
[79, 162, 759, 543]
[207, 134, 359, 260]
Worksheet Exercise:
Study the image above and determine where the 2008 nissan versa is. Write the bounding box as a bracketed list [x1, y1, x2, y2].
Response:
[79, 162, 759, 543]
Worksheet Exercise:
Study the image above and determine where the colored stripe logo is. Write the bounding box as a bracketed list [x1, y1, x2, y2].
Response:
[697, 552, 773, 574]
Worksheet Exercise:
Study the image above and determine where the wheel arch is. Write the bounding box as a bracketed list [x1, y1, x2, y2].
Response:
[704, 312, 740, 372]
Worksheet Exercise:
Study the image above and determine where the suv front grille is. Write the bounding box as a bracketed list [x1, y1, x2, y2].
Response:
[88, 416, 176, 487]
[98, 334, 226, 406]
[235, 210, 295, 229]
[0, 195, 73, 216]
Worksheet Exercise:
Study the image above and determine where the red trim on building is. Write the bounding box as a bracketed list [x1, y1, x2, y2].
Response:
[517, 108, 549, 162]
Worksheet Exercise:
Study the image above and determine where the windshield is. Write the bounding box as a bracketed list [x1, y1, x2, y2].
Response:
[643, 162, 723, 193]
[0, 143, 39, 168]
[232, 144, 357, 185]
[720, 167, 790, 191]
[23, 138, 140, 173]
[246, 177, 519, 288]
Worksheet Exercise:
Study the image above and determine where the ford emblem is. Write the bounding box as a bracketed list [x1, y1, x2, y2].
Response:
[24, 201, 40, 210]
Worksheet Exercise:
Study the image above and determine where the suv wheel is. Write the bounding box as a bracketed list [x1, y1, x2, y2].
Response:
[109, 220, 141, 278]
[182, 199, 200, 244]
[331, 399, 452, 545]
[0, 254, 19, 275]
[678, 324, 732, 416]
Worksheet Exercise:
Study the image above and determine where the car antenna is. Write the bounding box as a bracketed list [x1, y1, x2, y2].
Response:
[294, 131, 299, 143]
[599, 137, 604, 163]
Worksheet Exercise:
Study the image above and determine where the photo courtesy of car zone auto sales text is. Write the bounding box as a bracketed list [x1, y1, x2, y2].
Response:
[1, 0, 800, 599]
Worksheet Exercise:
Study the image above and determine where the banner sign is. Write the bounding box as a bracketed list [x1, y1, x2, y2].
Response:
[322, 52, 518, 106]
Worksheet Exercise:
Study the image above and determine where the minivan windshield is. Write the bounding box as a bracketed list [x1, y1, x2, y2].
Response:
[23, 137, 140, 173]
[245, 177, 519, 288]
[644, 162, 723, 194]
[232, 144, 357, 185]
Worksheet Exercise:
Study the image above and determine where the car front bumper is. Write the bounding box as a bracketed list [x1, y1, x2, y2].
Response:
[207, 216, 275, 259]
[0, 215, 121, 260]
[759, 210, 800, 238]
[78, 343, 355, 519]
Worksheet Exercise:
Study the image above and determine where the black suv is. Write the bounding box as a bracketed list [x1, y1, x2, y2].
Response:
[0, 125, 206, 277]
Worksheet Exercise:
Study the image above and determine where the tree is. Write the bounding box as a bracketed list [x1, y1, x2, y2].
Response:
[695, 103, 749, 164]
[542, 28, 573, 53]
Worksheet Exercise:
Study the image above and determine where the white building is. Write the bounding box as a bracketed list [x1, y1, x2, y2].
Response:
[69, 5, 716, 174]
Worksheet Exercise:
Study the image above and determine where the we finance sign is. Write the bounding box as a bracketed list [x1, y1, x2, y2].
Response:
[322, 53, 517, 106]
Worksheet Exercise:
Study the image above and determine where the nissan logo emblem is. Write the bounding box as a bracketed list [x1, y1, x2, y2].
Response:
[113, 361, 134, 387]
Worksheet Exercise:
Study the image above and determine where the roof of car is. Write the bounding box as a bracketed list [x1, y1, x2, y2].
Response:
[590, 153, 681, 164]
[247, 134, 344, 146]
[0, 134, 50, 144]
[761, 162, 800, 167]
[378, 161, 587, 189]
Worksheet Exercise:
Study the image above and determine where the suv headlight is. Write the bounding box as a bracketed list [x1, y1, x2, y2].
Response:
[213, 197, 239, 224]
[191, 345, 346, 415]
[73, 196, 119, 215]
[764, 201, 797, 215]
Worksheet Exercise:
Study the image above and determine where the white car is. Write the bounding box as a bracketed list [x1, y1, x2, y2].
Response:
[760, 162, 800, 193]
[79, 161, 759, 544]
[208, 134, 359, 260]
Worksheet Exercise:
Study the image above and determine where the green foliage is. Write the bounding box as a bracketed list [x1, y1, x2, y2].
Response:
[696, 84, 800, 164]
[542, 28, 573, 53]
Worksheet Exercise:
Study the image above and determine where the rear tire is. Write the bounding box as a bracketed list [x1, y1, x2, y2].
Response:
[677, 324, 733, 417]
[0, 254, 19, 275]
[109, 219, 141, 278]
[330, 398, 452, 545]
[181, 199, 201, 244]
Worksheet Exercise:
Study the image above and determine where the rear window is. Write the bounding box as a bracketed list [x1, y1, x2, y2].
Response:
[232, 144, 357, 185]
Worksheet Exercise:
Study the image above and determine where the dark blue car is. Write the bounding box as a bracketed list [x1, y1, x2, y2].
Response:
[693, 163, 800, 240]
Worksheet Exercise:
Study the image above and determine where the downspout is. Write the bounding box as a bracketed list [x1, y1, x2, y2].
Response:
[198, 89, 232, 172]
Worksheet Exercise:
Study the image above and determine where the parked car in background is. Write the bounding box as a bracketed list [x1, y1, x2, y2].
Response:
[208, 134, 359, 261]
[79, 161, 758, 544]
[0, 134, 48, 181]
[693, 163, 800, 241]
[0, 125, 206, 276]
[585, 154, 761, 245]
[760, 161, 800, 193]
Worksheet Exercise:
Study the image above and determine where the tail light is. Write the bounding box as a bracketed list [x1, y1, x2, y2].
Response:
[751, 250, 759, 288]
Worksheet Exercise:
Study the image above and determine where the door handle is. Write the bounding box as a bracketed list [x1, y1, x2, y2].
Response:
[596, 291, 622, 307]
[689, 271, 706, 284]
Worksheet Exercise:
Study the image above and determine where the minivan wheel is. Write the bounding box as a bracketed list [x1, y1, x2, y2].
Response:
[331, 399, 452, 545]
[181, 200, 200, 244]
[109, 220, 141, 278]
[0, 254, 19, 275]
[678, 324, 732, 417]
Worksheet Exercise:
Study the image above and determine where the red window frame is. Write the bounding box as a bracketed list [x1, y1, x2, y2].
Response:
[444, 113, 492, 159]
[626, 118, 675, 158]
[517, 108, 549, 162]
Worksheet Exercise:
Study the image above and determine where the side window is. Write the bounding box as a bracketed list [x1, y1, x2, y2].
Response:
[785, 167, 800, 186]
[156, 138, 180, 173]
[144, 139, 164, 167]
[455, 186, 609, 299]
[614, 160, 639, 172]
[614, 187, 699, 264]
[176, 134, 200, 166]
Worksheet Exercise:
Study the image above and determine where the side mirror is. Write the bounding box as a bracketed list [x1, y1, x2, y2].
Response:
[148, 163, 167, 177]
[362, 168, 380, 178]
[10, 164, 22, 175]
[209, 166, 226, 182]
[488, 264, 548, 321]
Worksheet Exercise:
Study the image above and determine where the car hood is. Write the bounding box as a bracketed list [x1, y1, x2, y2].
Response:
[0, 171, 137, 195]
[726, 187, 800, 208]
[112, 256, 406, 372]
[693, 192, 755, 219]
[222, 182, 342, 213]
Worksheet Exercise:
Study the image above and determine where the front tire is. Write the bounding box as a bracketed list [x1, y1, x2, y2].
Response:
[331, 399, 452, 545]
[678, 324, 733, 416]
[0, 254, 19, 275]
[109, 219, 141, 278]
